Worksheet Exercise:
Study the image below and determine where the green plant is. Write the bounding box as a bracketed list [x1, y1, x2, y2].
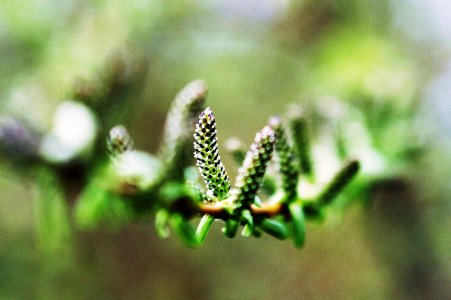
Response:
[0, 73, 361, 249]
[80, 80, 360, 248]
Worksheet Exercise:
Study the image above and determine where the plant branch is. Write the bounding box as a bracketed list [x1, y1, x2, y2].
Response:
[198, 202, 284, 218]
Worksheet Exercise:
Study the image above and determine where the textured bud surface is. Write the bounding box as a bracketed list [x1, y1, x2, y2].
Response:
[231, 126, 275, 208]
[161, 80, 207, 152]
[287, 105, 313, 176]
[194, 107, 230, 200]
[159, 80, 207, 178]
[317, 160, 360, 206]
[269, 117, 299, 199]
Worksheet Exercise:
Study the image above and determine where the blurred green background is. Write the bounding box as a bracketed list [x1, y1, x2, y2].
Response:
[0, 0, 450, 299]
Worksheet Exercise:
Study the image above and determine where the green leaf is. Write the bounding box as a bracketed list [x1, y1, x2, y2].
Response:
[241, 224, 253, 237]
[222, 218, 239, 238]
[289, 202, 306, 248]
[186, 180, 206, 202]
[195, 214, 215, 244]
[33, 168, 72, 255]
[158, 182, 200, 211]
[155, 209, 171, 239]
[75, 181, 133, 230]
[241, 209, 254, 227]
[257, 218, 289, 240]
[169, 214, 199, 248]
[252, 227, 262, 238]
[240, 209, 254, 237]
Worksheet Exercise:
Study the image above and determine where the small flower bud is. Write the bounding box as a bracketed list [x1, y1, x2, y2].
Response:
[107, 125, 134, 157]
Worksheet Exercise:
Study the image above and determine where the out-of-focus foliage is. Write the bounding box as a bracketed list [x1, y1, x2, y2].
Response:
[0, 0, 450, 299]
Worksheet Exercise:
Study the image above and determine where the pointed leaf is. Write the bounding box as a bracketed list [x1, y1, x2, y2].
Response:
[258, 218, 289, 240]
[289, 202, 306, 248]
[155, 209, 171, 239]
[34, 168, 72, 255]
[222, 218, 239, 238]
[195, 214, 215, 244]
[169, 214, 199, 248]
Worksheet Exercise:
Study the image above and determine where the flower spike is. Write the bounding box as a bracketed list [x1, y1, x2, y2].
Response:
[269, 116, 299, 200]
[194, 107, 231, 200]
[231, 126, 275, 209]
[159, 80, 207, 179]
[287, 105, 313, 178]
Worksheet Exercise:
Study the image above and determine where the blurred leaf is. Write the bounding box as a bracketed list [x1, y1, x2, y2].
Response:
[222, 218, 239, 238]
[155, 209, 171, 239]
[289, 202, 306, 248]
[33, 167, 72, 255]
[195, 214, 215, 244]
[169, 213, 198, 248]
[241, 224, 253, 237]
[74, 180, 133, 230]
[257, 218, 289, 240]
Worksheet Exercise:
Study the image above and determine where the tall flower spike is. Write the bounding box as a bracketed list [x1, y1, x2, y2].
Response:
[269, 117, 299, 200]
[231, 126, 275, 209]
[194, 107, 231, 200]
[159, 80, 207, 179]
[107, 125, 134, 157]
[287, 105, 313, 177]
